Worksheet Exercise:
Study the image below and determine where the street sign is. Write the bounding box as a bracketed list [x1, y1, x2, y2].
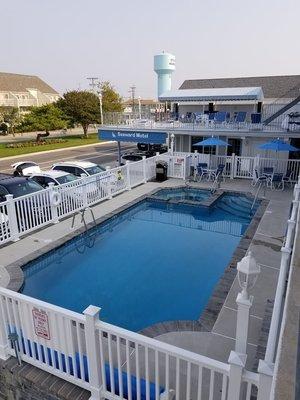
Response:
[32, 308, 50, 340]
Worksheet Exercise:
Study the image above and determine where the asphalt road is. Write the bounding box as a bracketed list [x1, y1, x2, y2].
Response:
[0, 142, 136, 174]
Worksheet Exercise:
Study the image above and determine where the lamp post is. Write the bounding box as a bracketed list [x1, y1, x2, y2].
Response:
[170, 133, 175, 155]
[98, 92, 103, 125]
[235, 251, 260, 354]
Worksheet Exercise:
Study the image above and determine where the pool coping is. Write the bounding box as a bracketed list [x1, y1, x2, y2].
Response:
[2, 185, 268, 339]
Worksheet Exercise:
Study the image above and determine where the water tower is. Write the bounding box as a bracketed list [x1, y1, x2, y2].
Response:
[154, 52, 175, 98]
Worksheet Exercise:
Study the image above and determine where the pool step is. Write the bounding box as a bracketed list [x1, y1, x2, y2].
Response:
[216, 203, 251, 219]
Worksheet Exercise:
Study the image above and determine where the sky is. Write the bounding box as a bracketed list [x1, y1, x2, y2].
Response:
[1, 0, 300, 99]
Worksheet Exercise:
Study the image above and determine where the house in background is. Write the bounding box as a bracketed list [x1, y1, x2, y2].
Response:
[123, 98, 164, 115]
[0, 72, 60, 112]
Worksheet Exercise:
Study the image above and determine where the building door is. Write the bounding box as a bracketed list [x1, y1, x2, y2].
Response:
[227, 138, 241, 156]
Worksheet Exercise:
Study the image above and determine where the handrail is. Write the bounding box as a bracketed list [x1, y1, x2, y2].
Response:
[264, 180, 300, 364]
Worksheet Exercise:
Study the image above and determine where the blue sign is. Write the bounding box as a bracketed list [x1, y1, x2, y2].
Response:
[98, 129, 167, 144]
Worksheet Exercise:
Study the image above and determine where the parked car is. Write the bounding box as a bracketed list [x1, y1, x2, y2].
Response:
[11, 161, 41, 177]
[0, 176, 46, 232]
[137, 143, 168, 153]
[120, 151, 153, 165]
[29, 170, 79, 188]
[0, 176, 44, 201]
[51, 161, 106, 177]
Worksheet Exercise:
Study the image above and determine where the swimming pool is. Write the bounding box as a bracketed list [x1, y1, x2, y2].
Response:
[22, 193, 256, 332]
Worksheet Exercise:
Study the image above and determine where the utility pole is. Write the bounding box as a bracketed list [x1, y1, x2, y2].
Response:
[129, 85, 136, 115]
[87, 77, 99, 93]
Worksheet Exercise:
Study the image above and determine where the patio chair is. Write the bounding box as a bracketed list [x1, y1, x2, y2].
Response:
[269, 173, 284, 190]
[262, 167, 274, 177]
[214, 112, 227, 125]
[212, 164, 225, 181]
[251, 168, 269, 186]
[196, 164, 209, 181]
[251, 113, 262, 125]
[234, 111, 247, 126]
[281, 170, 293, 190]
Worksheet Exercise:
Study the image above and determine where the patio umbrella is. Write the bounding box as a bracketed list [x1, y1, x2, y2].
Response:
[258, 138, 299, 152]
[257, 138, 299, 171]
[193, 136, 230, 159]
[194, 137, 230, 147]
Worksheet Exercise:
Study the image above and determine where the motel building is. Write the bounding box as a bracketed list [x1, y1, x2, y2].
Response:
[101, 60, 300, 167]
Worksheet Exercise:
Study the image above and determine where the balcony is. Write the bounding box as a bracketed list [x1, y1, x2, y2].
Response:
[0, 98, 37, 108]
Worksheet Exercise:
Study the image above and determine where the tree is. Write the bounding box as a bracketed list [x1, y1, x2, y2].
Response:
[0, 107, 20, 136]
[19, 104, 68, 141]
[57, 91, 100, 138]
[101, 82, 124, 112]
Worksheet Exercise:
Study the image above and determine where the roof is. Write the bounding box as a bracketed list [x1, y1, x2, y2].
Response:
[123, 99, 160, 106]
[32, 170, 73, 178]
[159, 87, 263, 102]
[179, 75, 300, 99]
[0, 72, 58, 94]
[53, 161, 97, 168]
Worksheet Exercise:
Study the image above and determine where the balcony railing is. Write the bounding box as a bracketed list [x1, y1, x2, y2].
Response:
[103, 110, 300, 133]
[0, 98, 37, 107]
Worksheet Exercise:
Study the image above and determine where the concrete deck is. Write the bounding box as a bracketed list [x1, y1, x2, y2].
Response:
[0, 178, 293, 376]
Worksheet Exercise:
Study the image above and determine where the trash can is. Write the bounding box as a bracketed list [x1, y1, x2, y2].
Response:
[156, 161, 168, 182]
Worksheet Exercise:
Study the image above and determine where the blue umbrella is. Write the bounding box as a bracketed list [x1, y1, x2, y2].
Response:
[258, 138, 298, 152]
[194, 137, 230, 147]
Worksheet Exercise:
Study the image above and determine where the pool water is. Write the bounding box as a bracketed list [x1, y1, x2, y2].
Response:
[22, 197, 254, 332]
[153, 187, 210, 202]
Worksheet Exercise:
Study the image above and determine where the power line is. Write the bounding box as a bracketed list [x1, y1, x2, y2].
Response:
[87, 77, 99, 93]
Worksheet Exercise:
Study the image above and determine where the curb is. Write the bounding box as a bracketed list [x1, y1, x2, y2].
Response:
[0, 141, 115, 161]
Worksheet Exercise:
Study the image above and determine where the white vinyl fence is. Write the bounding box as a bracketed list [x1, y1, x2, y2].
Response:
[0, 160, 299, 399]
[0, 286, 260, 400]
[1, 152, 300, 247]
[175, 152, 300, 181]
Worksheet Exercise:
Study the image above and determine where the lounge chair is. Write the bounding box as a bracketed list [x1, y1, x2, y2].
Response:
[234, 111, 247, 127]
[214, 112, 227, 125]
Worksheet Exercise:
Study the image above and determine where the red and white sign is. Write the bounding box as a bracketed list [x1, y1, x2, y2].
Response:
[32, 308, 50, 340]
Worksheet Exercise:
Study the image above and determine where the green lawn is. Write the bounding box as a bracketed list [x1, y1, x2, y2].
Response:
[0, 133, 103, 158]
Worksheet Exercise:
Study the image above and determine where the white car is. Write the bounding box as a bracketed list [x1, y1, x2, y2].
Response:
[51, 161, 106, 177]
[29, 170, 79, 188]
[12, 161, 41, 176]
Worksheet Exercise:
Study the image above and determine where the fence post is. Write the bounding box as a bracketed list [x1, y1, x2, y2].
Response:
[5, 194, 19, 242]
[83, 305, 103, 400]
[81, 174, 89, 208]
[48, 183, 59, 224]
[105, 166, 113, 199]
[257, 360, 274, 400]
[142, 156, 147, 183]
[227, 351, 246, 400]
[230, 153, 236, 179]
[126, 161, 131, 190]
[253, 154, 260, 177]
[0, 297, 10, 360]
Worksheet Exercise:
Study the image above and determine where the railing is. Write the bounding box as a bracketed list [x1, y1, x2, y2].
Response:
[255, 177, 300, 399]
[0, 162, 299, 399]
[0, 156, 159, 246]
[103, 112, 300, 132]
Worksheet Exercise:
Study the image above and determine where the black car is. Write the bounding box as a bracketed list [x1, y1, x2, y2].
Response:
[0, 176, 44, 201]
[0, 176, 47, 233]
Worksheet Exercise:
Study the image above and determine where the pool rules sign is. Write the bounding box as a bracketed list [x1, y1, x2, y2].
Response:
[32, 308, 51, 340]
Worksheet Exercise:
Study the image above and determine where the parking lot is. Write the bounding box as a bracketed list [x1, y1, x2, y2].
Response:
[0, 141, 136, 174]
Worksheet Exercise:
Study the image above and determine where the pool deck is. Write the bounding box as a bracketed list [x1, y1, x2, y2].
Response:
[0, 178, 293, 377]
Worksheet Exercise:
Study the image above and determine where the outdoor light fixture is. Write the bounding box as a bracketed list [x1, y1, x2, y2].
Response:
[237, 251, 260, 300]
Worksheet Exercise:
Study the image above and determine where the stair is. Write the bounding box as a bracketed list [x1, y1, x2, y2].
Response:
[216, 195, 259, 219]
[263, 89, 300, 125]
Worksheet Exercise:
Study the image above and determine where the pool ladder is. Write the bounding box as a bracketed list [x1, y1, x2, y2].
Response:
[71, 207, 96, 231]
[251, 180, 267, 211]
